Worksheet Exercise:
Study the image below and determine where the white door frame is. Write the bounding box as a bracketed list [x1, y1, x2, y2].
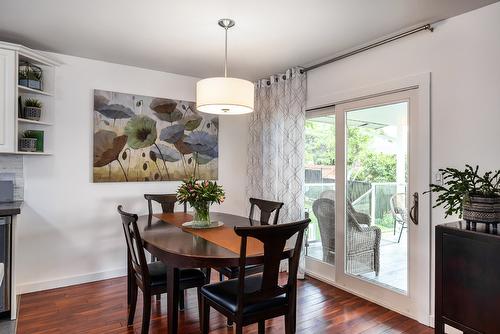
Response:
[306, 73, 431, 325]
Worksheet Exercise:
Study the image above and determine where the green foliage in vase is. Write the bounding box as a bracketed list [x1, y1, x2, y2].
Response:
[427, 165, 500, 217]
[177, 177, 225, 207]
[24, 98, 42, 108]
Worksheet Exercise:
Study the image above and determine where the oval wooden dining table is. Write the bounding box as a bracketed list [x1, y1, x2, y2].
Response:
[134, 211, 268, 334]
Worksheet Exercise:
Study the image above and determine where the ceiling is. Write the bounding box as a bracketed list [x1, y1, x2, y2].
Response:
[0, 0, 497, 80]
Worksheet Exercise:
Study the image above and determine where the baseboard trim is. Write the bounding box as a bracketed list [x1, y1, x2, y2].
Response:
[16, 267, 127, 294]
[305, 268, 336, 286]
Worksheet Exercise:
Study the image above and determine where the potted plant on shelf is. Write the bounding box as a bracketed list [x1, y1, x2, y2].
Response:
[177, 177, 225, 227]
[18, 131, 38, 152]
[18, 62, 43, 90]
[22, 98, 42, 121]
[428, 165, 500, 223]
[25, 130, 44, 152]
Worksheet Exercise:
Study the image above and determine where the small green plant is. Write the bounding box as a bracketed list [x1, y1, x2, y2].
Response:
[19, 69, 42, 81]
[24, 98, 42, 108]
[427, 165, 500, 217]
[21, 130, 35, 139]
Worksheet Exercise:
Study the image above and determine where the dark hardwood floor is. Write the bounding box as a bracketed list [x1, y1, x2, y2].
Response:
[17, 273, 433, 334]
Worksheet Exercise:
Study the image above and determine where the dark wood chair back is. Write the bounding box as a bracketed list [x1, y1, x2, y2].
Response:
[144, 194, 187, 215]
[248, 198, 284, 225]
[233, 219, 310, 312]
[118, 205, 149, 286]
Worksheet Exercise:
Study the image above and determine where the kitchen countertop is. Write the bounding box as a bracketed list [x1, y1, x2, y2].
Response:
[0, 201, 23, 216]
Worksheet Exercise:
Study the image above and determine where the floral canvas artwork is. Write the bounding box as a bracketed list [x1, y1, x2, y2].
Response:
[93, 89, 218, 182]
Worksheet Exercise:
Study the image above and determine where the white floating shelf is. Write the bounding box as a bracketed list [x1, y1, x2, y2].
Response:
[18, 85, 53, 96]
[13, 151, 52, 156]
[18, 118, 53, 126]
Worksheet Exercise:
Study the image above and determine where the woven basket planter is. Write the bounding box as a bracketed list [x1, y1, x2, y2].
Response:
[463, 196, 500, 223]
[18, 138, 37, 152]
[22, 106, 41, 121]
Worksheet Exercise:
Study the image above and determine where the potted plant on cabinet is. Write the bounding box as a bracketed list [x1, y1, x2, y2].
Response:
[428, 165, 500, 223]
[22, 98, 42, 121]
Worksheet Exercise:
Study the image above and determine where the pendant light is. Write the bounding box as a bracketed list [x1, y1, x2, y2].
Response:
[196, 19, 254, 115]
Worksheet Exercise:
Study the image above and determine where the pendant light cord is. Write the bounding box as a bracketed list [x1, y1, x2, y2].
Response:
[224, 26, 228, 78]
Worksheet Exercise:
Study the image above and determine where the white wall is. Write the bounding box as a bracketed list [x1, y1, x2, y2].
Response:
[15, 0, 500, 305]
[307, 1, 500, 322]
[17, 53, 249, 292]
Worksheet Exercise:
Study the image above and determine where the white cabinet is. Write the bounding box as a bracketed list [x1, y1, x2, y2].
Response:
[0, 42, 58, 155]
[0, 48, 15, 153]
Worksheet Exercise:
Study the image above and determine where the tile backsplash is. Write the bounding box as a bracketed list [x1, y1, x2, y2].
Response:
[0, 155, 23, 201]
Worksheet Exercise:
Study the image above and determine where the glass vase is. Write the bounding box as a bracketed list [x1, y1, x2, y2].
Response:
[192, 202, 211, 227]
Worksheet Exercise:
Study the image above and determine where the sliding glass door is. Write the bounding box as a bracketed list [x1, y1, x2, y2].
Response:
[343, 101, 409, 292]
[304, 113, 336, 274]
[305, 87, 430, 323]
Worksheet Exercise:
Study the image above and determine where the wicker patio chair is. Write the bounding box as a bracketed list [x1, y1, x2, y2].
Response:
[346, 207, 381, 276]
[390, 193, 407, 243]
[312, 198, 381, 275]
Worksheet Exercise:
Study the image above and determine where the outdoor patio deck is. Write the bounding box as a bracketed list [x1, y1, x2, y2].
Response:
[306, 228, 407, 292]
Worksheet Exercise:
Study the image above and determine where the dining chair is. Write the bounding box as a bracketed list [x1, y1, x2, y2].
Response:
[248, 197, 284, 226]
[200, 218, 310, 334]
[218, 198, 284, 277]
[216, 198, 284, 325]
[117, 205, 207, 334]
[144, 193, 188, 305]
[144, 193, 187, 216]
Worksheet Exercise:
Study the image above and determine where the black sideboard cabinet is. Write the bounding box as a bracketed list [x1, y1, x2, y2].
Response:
[435, 221, 500, 334]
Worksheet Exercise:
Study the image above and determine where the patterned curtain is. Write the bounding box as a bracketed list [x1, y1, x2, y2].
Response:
[246, 67, 307, 277]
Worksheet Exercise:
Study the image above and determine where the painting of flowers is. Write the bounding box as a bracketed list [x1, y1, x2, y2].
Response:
[93, 89, 218, 182]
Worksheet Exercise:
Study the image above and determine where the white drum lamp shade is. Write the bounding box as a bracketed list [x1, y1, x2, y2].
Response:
[196, 77, 254, 115]
[196, 18, 255, 115]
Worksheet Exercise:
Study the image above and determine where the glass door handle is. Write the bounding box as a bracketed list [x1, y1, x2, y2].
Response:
[409, 192, 419, 225]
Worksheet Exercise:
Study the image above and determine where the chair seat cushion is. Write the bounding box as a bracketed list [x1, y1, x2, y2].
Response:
[201, 274, 287, 315]
[219, 264, 264, 278]
[148, 262, 206, 288]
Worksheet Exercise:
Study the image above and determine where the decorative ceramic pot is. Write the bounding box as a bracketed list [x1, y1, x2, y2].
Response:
[18, 138, 37, 152]
[463, 196, 500, 223]
[192, 202, 211, 227]
[23, 106, 41, 121]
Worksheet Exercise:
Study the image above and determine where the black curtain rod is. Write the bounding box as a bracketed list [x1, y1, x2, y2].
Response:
[304, 24, 434, 72]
